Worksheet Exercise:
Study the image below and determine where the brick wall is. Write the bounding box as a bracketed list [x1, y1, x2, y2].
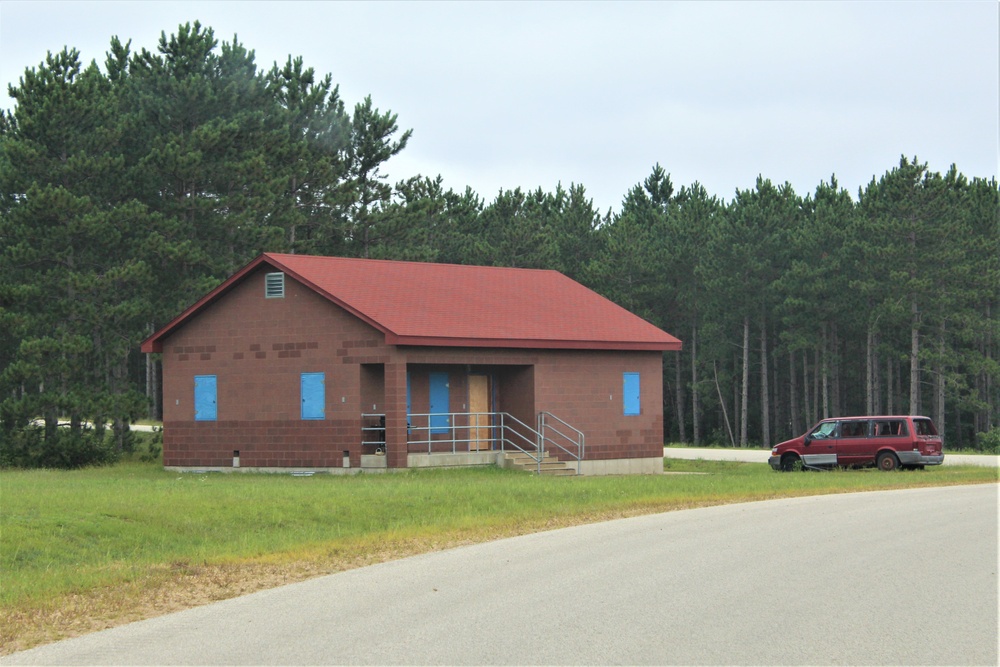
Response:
[388, 350, 664, 462]
[159, 266, 668, 468]
[534, 350, 665, 460]
[160, 267, 386, 468]
[163, 420, 354, 467]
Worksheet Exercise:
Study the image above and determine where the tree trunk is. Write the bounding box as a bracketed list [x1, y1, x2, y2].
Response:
[974, 369, 985, 435]
[866, 323, 875, 414]
[831, 323, 841, 417]
[674, 351, 686, 443]
[975, 316, 987, 433]
[112, 351, 129, 452]
[812, 346, 820, 422]
[43, 379, 57, 440]
[713, 360, 736, 447]
[772, 341, 783, 440]
[803, 349, 811, 427]
[789, 348, 799, 436]
[733, 351, 740, 444]
[910, 299, 920, 415]
[740, 316, 749, 447]
[983, 301, 994, 431]
[935, 322, 946, 435]
[886, 358, 894, 415]
[760, 315, 770, 447]
[821, 323, 829, 419]
[872, 332, 882, 415]
[691, 323, 701, 446]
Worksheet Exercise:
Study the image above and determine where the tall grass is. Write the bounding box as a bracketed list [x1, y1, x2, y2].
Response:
[1, 459, 995, 652]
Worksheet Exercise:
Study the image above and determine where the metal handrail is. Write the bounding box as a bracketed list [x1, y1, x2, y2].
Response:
[360, 413, 387, 451]
[494, 412, 546, 474]
[361, 411, 550, 474]
[538, 411, 585, 475]
[409, 412, 494, 454]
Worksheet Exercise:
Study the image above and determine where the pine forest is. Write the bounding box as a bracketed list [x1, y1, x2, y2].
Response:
[2, 24, 998, 466]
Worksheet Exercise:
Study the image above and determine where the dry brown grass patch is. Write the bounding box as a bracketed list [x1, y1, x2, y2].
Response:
[1, 501, 706, 655]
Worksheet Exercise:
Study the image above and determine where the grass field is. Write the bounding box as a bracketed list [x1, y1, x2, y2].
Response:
[1, 458, 996, 653]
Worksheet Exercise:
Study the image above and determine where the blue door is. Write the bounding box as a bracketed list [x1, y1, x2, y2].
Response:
[429, 372, 450, 433]
[623, 372, 641, 416]
[194, 375, 217, 421]
[301, 372, 325, 420]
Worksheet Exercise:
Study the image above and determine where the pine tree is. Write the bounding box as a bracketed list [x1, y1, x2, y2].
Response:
[1, 47, 149, 460]
[345, 96, 412, 257]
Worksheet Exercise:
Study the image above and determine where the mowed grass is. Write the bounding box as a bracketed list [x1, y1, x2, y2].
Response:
[1, 459, 996, 653]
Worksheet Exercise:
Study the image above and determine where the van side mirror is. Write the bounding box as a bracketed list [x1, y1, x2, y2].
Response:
[804, 435, 812, 446]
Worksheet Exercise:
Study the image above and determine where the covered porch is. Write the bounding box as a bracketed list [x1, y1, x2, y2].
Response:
[359, 409, 584, 474]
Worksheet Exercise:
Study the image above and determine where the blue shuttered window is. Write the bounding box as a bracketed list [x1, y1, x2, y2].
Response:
[429, 372, 450, 433]
[301, 372, 326, 420]
[194, 375, 217, 421]
[623, 372, 641, 416]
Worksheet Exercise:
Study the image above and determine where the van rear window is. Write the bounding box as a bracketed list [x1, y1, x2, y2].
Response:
[913, 419, 938, 436]
[873, 420, 907, 437]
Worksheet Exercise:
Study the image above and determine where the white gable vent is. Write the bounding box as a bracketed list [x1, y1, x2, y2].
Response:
[265, 272, 285, 298]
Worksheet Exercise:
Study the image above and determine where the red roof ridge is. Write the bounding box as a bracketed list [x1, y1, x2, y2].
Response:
[264, 251, 555, 270]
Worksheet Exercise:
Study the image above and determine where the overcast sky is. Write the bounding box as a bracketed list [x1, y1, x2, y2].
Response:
[2, 1, 997, 214]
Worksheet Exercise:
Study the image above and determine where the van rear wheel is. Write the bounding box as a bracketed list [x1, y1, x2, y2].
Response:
[877, 452, 900, 472]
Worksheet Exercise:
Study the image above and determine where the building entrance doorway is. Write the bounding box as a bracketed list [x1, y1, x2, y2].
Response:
[468, 374, 491, 450]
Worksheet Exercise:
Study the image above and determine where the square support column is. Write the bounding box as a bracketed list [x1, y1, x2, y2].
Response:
[384, 360, 409, 469]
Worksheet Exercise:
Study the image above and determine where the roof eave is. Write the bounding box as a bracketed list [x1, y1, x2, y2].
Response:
[386, 334, 682, 352]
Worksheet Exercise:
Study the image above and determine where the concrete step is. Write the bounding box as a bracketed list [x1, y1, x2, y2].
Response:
[502, 452, 578, 475]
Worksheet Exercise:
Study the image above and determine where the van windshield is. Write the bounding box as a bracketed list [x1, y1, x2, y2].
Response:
[809, 422, 837, 439]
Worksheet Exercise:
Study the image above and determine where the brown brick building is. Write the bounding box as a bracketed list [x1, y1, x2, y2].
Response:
[141, 253, 681, 475]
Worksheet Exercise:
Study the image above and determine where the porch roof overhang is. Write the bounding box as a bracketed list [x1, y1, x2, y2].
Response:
[141, 253, 683, 354]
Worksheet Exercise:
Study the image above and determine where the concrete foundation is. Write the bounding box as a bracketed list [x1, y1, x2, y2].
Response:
[166, 453, 663, 476]
[578, 457, 663, 476]
[407, 451, 500, 469]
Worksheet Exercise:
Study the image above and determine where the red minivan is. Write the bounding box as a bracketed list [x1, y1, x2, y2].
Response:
[768, 415, 944, 471]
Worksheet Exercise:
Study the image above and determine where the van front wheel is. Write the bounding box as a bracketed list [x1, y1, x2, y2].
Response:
[780, 454, 802, 472]
[877, 452, 900, 472]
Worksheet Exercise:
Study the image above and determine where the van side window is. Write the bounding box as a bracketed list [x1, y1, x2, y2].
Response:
[841, 421, 868, 438]
[874, 420, 907, 436]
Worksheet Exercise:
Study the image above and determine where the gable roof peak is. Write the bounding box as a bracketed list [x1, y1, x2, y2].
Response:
[142, 253, 681, 353]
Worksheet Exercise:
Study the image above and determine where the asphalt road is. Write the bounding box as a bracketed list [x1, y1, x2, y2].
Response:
[665, 446, 1000, 467]
[4, 484, 996, 666]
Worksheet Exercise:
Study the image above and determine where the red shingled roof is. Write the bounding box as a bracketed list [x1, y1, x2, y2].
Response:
[142, 253, 681, 353]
